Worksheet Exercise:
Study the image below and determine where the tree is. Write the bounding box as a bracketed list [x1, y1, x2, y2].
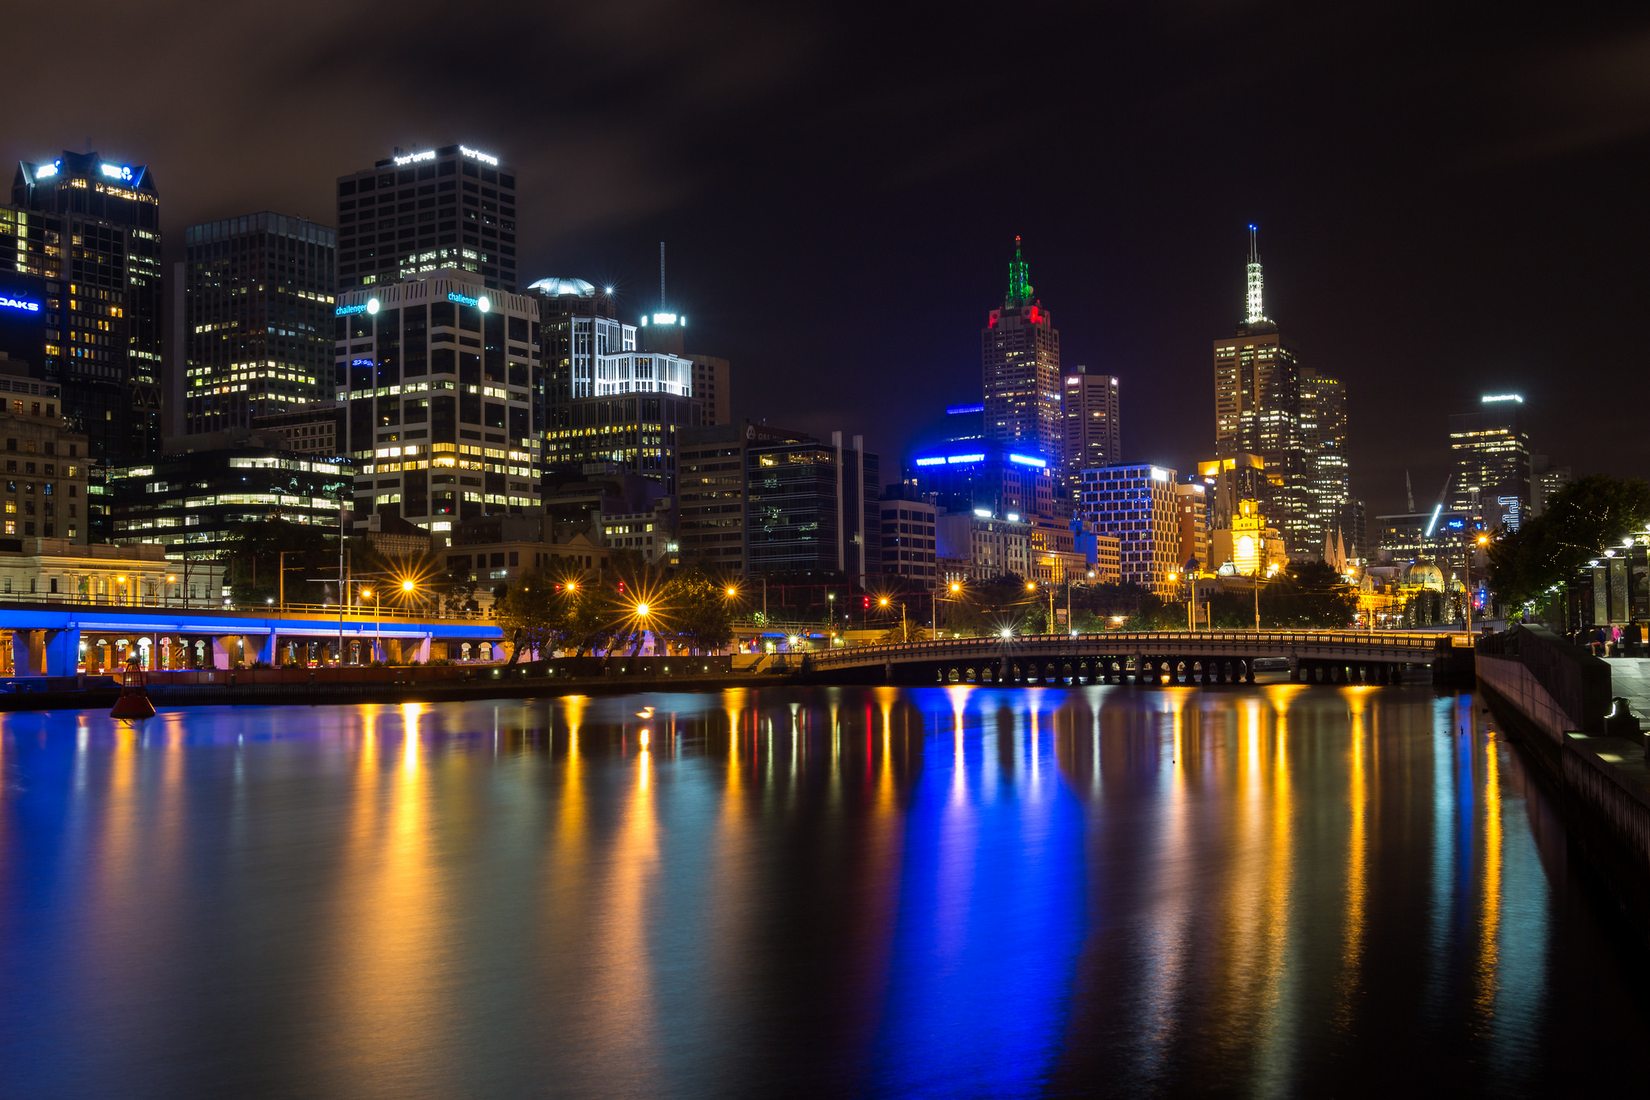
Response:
[1487, 475, 1650, 615]
[218, 518, 335, 605]
[492, 569, 561, 663]
[662, 570, 735, 654]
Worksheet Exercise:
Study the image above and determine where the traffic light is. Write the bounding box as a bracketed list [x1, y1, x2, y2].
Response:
[862, 596, 870, 610]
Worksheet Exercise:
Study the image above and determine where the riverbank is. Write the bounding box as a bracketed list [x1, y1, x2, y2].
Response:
[0, 659, 802, 712]
[1475, 626, 1650, 938]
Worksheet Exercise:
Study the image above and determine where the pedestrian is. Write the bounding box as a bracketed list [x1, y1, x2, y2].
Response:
[1592, 625, 1608, 657]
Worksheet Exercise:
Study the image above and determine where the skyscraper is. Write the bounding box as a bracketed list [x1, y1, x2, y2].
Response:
[1062, 365, 1120, 491]
[182, 213, 336, 435]
[1449, 393, 1531, 528]
[530, 273, 700, 493]
[1300, 367, 1352, 549]
[335, 144, 516, 292]
[1212, 226, 1312, 555]
[8, 151, 162, 465]
[334, 269, 540, 543]
[983, 236, 1062, 466]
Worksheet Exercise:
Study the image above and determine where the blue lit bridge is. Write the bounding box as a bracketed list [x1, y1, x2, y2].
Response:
[0, 602, 503, 676]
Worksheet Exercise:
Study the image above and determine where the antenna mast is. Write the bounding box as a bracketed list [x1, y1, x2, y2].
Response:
[1244, 224, 1267, 324]
[659, 241, 666, 310]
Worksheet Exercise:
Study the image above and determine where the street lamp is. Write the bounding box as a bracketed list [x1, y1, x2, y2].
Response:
[360, 586, 381, 663]
[1254, 562, 1280, 631]
[1465, 533, 1489, 634]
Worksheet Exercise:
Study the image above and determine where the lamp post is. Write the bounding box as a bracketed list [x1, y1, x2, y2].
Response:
[635, 601, 652, 656]
[1253, 562, 1279, 631]
[1464, 533, 1489, 634]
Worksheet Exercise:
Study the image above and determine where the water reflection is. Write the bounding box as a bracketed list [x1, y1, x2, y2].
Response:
[0, 685, 1640, 1095]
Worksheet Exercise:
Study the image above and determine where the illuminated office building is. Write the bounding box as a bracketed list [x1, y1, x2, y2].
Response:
[1449, 393, 1531, 529]
[107, 443, 349, 561]
[1076, 463, 1181, 596]
[8, 151, 163, 465]
[747, 429, 878, 583]
[1062, 365, 1120, 492]
[1211, 226, 1314, 555]
[182, 213, 336, 435]
[908, 441, 1056, 521]
[1300, 367, 1352, 548]
[336, 144, 516, 292]
[983, 236, 1063, 465]
[531, 272, 699, 492]
[334, 269, 540, 543]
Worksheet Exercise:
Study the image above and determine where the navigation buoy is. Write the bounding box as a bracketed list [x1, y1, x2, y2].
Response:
[110, 660, 156, 720]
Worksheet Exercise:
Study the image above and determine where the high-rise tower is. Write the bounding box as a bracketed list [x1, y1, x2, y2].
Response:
[9, 151, 162, 465]
[182, 213, 336, 435]
[1212, 226, 1315, 555]
[983, 236, 1062, 467]
[1062, 365, 1121, 491]
[1449, 393, 1531, 529]
[335, 144, 516, 292]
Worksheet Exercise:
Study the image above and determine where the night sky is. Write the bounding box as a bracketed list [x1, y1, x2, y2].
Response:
[17, 2, 1650, 514]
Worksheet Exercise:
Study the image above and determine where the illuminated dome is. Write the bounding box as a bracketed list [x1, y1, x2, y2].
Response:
[1404, 561, 1446, 593]
[526, 277, 595, 297]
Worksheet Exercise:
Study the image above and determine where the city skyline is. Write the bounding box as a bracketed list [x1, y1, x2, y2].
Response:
[7, 4, 1650, 516]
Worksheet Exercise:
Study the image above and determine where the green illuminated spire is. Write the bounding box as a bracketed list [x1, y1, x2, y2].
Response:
[1005, 234, 1034, 308]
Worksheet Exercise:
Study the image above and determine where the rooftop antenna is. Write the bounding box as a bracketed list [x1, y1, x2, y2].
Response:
[1244, 223, 1268, 324]
[659, 241, 666, 311]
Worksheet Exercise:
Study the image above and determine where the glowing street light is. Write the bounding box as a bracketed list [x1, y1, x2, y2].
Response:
[1465, 533, 1491, 634]
[725, 585, 738, 598]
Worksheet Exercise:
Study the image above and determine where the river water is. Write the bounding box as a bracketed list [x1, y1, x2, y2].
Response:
[1, 684, 1647, 1097]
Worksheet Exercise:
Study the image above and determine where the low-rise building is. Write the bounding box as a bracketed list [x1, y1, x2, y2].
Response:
[107, 437, 350, 561]
[936, 510, 1031, 582]
[0, 371, 89, 544]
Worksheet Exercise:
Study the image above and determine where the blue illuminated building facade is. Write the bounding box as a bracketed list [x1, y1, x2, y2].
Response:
[7, 151, 163, 466]
[0, 271, 47, 368]
[908, 441, 1055, 521]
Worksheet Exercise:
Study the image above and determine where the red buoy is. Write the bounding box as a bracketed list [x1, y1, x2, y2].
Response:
[110, 661, 156, 720]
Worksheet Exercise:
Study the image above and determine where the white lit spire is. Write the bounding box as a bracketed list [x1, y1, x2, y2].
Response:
[1244, 223, 1268, 324]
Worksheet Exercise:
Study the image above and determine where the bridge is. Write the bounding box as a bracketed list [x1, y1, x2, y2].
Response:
[0, 602, 502, 676]
[801, 629, 1473, 686]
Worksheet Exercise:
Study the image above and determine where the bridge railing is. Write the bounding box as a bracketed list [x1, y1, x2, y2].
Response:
[806, 629, 1467, 668]
[0, 593, 488, 627]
